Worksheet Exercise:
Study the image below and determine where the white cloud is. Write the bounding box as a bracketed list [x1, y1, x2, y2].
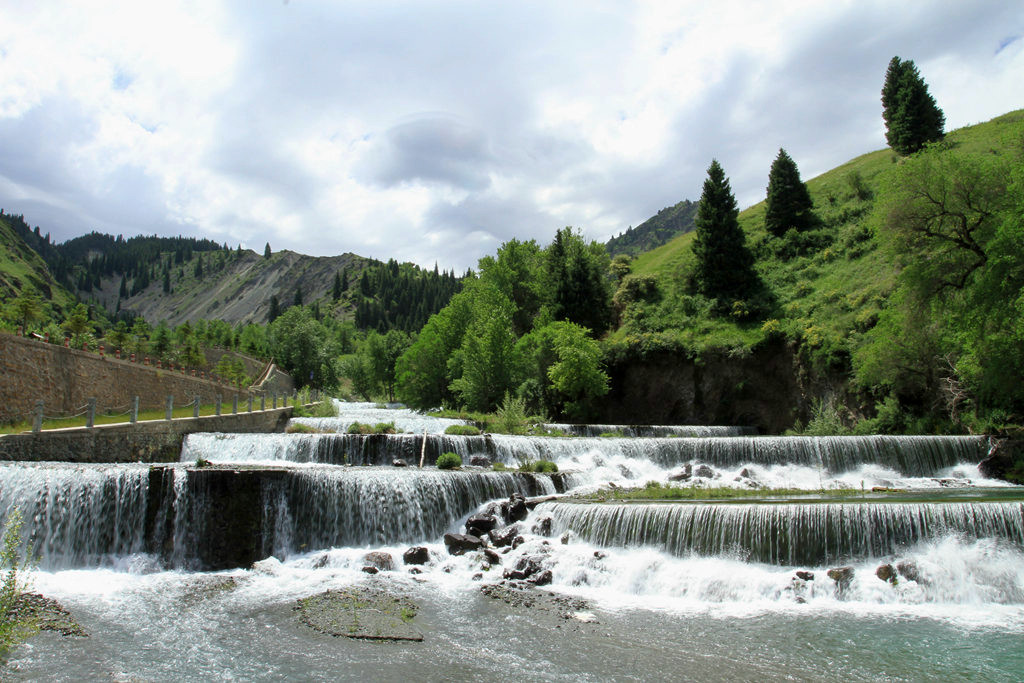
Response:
[0, 0, 1020, 270]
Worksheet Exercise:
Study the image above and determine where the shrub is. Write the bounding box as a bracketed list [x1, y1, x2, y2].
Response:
[491, 462, 507, 471]
[436, 452, 462, 470]
[286, 423, 315, 434]
[373, 422, 396, 434]
[0, 509, 37, 660]
[444, 424, 481, 436]
[519, 459, 558, 473]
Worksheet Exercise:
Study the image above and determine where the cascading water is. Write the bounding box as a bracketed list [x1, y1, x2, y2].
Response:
[184, 430, 988, 478]
[540, 498, 1024, 565]
[289, 400, 470, 434]
[0, 463, 152, 569]
[3, 401, 1023, 681]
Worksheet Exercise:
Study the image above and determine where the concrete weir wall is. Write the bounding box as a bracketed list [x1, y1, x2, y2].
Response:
[0, 408, 293, 463]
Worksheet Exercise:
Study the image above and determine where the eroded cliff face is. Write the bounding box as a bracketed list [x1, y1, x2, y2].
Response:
[598, 343, 855, 434]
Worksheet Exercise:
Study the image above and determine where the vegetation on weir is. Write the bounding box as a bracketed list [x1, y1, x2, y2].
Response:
[575, 481, 865, 502]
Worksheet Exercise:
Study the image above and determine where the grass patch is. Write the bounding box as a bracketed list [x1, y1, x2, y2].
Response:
[346, 421, 397, 435]
[444, 424, 481, 436]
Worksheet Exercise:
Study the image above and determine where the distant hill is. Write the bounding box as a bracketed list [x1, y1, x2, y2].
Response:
[101, 247, 373, 327]
[606, 199, 698, 258]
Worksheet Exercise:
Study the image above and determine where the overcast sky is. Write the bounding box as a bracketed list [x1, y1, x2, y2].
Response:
[0, 1, 1020, 271]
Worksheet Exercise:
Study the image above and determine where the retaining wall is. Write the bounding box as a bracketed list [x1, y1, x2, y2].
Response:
[0, 407, 293, 463]
[0, 332, 290, 424]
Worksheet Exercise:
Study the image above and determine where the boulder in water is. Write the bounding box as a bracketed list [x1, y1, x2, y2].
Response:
[693, 464, 715, 479]
[795, 571, 814, 581]
[827, 566, 854, 594]
[979, 439, 1024, 482]
[560, 532, 571, 545]
[466, 513, 499, 536]
[508, 497, 529, 522]
[403, 546, 430, 565]
[392, 459, 408, 467]
[530, 569, 553, 586]
[668, 464, 692, 482]
[444, 533, 484, 555]
[364, 551, 394, 571]
[875, 564, 897, 584]
[532, 515, 553, 537]
[490, 525, 519, 548]
[362, 566, 379, 574]
[511, 535, 526, 549]
[896, 560, 928, 585]
[469, 455, 491, 467]
[252, 557, 283, 575]
[483, 548, 502, 565]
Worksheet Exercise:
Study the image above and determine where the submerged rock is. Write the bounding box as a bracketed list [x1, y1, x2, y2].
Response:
[296, 587, 422, 641]
[403, 546, 430, 565]
[13, 593, 88, 637]
[469, 455, 491, 467]
[392, 459, 408, 467]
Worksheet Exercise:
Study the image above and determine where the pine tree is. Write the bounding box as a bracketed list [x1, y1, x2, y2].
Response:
[690, 159, 758, 305]
[293, 287, 303, 308]
[881, 56, 945, 156]
[764, 148, 816, 238]
[267, 295, 281, 323]
[332, 271, 342, 301]
[264, 242, 272, 259]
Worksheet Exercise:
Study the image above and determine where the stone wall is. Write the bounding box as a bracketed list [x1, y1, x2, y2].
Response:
[0, 407, 293, 463]
[598, 343, 841, 434]
[0, 332, 293, 424]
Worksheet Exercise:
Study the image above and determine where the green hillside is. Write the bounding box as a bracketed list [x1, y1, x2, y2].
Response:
[612, 109, 1024, 432]
[0, 212, 75, 317]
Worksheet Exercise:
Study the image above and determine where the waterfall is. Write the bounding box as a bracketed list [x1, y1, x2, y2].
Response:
[259, 468, 558, 559]
[185, 433, 988, 477]
[540, 500, 1024, 566]
[0, 463, 152, 569]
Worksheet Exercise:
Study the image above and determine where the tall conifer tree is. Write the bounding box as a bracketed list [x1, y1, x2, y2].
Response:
[690, 159, 757, 305]
[764, 148, 816, 238]
[881, 56, 945, 155]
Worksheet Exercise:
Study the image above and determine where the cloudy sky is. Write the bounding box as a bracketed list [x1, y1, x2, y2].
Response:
[0, 1, 1020, 271]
